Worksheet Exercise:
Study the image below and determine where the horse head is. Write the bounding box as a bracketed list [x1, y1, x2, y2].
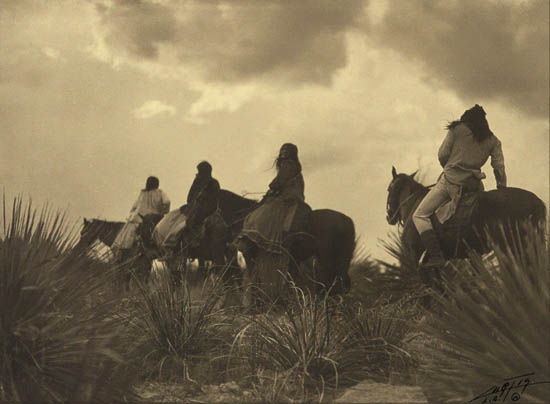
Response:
[78, 218, 124, 249]
[137, 213, 161, 247]
[77, 218, 102, 249]
[386, 166, 420, 225]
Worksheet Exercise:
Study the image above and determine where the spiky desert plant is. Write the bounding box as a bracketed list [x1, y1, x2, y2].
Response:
[349, 231, 428, 306]
[127, 270, 229, 381]
[0, 197, 135, 403]
[421, 223, 550, 403]
[234, 281, 367, 402]
[343, 298, 419, 382]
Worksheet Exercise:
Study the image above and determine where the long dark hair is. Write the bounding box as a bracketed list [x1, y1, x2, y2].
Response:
[273, 143, 301, 171]
[145, 176, 159, 191]
[447, 104, 493, 142]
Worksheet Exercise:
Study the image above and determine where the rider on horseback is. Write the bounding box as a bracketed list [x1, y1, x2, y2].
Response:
[184, 161, 221, 246]
[112, 176, 171, 257]
[413, 104, 507, 269]
[235, 143, 311, 255]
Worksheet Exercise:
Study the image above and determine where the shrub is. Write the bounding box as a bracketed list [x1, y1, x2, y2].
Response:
[349, 232, 428, 306]
[0, 197, 135, 403]
[421, 223, 550, 403]
[344, 298, 420, 382]
[233, 282, 368, 402]
[126, 271, 229, 382]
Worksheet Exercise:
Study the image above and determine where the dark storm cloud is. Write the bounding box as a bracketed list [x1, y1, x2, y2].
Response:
[94, 0, 365, 85]
[96, 0, 178, 59]
[372, 0, 549, 119]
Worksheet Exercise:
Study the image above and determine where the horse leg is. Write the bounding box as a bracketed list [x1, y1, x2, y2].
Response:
[167, 255, 184, 288]
[198, 258, 206, 271]
[216, 248, 244, 308]
[138, 255, 151, 286]
[117, 249, 133, 292]
[239, 250, 259, 312]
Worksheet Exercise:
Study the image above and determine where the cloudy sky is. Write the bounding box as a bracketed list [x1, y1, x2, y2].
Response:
[1, 0, 548, 260]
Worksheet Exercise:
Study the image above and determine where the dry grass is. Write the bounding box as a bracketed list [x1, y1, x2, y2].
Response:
[230, 277, 418, 403]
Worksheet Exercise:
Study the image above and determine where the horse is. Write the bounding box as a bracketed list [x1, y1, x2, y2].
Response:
[386, 166, 546, 273]
[75, 217, 156, 290]
[165, 191, 259, 287]
[75, 218, 124, 251]
[192, 188, 356, 303]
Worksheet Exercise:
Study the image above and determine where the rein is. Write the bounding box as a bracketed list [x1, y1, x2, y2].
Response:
[241, 191, 266, 197]
[388, 191, 421, 225]
[388, 183, 433, 226]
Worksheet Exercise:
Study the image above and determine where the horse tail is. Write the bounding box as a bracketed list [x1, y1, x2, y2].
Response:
[310, 209, 356, 294]
[532, 196, 547, 235]
[331, 213, 356, 293]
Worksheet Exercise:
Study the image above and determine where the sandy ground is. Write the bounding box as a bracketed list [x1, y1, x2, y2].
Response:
[136, 378, 428, 403]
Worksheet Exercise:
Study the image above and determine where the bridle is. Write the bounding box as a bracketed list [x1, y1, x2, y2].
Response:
[386, 178, 405, 225]
[386, 177, 432, 226]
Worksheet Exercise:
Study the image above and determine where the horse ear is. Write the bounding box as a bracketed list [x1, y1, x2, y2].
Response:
[83, 218, 89, 225]
[410, 170, 419, 179]
[392, 166, 397, 179]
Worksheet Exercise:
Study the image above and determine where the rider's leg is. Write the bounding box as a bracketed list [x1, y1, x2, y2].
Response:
[412, 180, 450, 267]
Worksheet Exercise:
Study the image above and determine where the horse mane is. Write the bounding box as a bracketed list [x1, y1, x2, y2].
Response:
[86, 218, 125, 226]
[78, 218, 124, 248]
[219, 189, 258, 207]
[397, 173, 429, 196]
[218, 189, 259, 225]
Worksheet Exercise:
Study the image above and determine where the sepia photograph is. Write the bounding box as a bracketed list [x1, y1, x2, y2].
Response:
[1, 0, 549, 403]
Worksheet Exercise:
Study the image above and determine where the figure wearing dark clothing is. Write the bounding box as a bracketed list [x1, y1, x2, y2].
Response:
[186, 161, 220, 230]
[188, 161, 218, 203]
[239, 143, 311, 254]
[268, 159, 305, 201]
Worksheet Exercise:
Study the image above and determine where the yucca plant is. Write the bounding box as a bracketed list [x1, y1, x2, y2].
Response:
[349, 232, 428, 307]
[343, 298, 419, 383]
[234, 281, 366, 402]
[421, 223, 550, 403]
[127, 270, 229, 382]
[0, 197, 135, 403]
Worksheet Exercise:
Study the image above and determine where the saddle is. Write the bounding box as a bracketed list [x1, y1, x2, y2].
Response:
[285, 200, 313, 236]
[432, 189, 481, 246]
[238, 198, 312, 254]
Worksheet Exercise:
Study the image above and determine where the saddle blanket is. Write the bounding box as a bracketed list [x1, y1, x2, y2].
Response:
[152, 209, 188, 251]
[434, 191, 479, 231]
[112, 221, 139, 250]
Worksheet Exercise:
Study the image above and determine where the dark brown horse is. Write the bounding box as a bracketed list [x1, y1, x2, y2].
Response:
[386, 167, 546, 268]
[75, 218, 124, 251]
[190, 189, 356, 297]
[166, 190, 261, 286]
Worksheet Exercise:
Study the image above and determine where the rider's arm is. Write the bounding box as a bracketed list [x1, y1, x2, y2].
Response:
[490, 138, 507, 189]
[187, 176, 200, 204]
[161, 190, 171, 214]
[438, 129, 455, 168]
[129, 193, 140, 213]
[211, 178, 221, 194]
[269, 160, 299, 192]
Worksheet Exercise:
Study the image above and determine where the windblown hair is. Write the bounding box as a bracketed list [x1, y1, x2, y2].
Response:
[447, 104, 493, 142]
[274, 143, 301, 171]
[145, 176, 159, 191]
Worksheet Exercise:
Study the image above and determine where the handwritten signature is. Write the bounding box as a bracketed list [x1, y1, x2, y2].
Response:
[469, 372, 550, 403]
